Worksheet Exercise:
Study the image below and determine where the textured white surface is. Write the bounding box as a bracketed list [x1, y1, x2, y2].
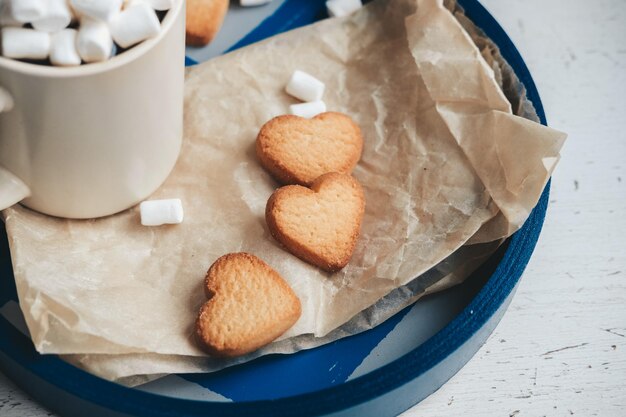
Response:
[1, 0, 625, 415]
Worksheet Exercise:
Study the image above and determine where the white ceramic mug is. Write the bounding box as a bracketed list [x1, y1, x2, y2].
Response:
[0, 1, 185, 219]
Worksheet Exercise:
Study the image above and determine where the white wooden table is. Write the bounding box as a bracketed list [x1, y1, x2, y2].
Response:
[1, 0, 625, 415]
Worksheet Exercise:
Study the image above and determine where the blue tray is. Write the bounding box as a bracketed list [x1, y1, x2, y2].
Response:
[0, 1, 551, 416]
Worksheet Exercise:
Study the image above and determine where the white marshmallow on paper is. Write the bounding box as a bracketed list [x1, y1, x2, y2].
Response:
[109, 2, 160, 48]
[32, 0, 73, 32]
[1, 27, 50, 60]
[9, 0, 46, 23]
[326, 0, 362, 17]
[140, 199, 184, 226]
[289, 101, 327, 119]
[70, 0, 123, 22]
[285, 70, 325, 102]
[50, 29, 81, 66]
[76, 18, 113, 62]
[240, 0, 272, 6]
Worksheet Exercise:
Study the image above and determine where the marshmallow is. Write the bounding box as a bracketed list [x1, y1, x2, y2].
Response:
[1, 27, 50, 60]
[285, 70, 325, 102]
[124, 0, 176, 11]
[50, 29, 81, 66]
[9, 0, 46, 23]
[109, 3, 160, 48]
[240, 0, 272, 6]
[76, 18, 113, 62]
[145, 0, 177, 10]
[289, 101, 327, 119]
[140, 199, 184, 226]
[70, 0, 123, 22]
[32, 0, 73, 32]
[326, 0, 362, 17]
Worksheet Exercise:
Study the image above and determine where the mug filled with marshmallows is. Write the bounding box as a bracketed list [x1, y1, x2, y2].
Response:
[0, 0, 185, 219]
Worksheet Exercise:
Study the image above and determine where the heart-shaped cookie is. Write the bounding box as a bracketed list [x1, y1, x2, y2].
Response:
[186, 0, 229, 46]
[256, 112, 363, 186]
[266, 172, 365, 272]
[196, 253, 301, 357]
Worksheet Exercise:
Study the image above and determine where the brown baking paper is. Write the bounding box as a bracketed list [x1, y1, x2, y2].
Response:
[1, 0, 565, 382]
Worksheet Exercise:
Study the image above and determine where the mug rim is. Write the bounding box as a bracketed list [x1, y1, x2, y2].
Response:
[0, 0, 184, 78]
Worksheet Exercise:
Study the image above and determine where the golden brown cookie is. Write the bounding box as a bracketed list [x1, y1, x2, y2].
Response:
[256, 112, 363, 186]
[186, 0, 229, 46]
[195, 253, 301, 357]
[266, 172, 365, 272]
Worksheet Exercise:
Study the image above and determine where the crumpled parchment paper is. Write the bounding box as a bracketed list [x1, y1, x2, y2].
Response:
[1, 0, 566, 383]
